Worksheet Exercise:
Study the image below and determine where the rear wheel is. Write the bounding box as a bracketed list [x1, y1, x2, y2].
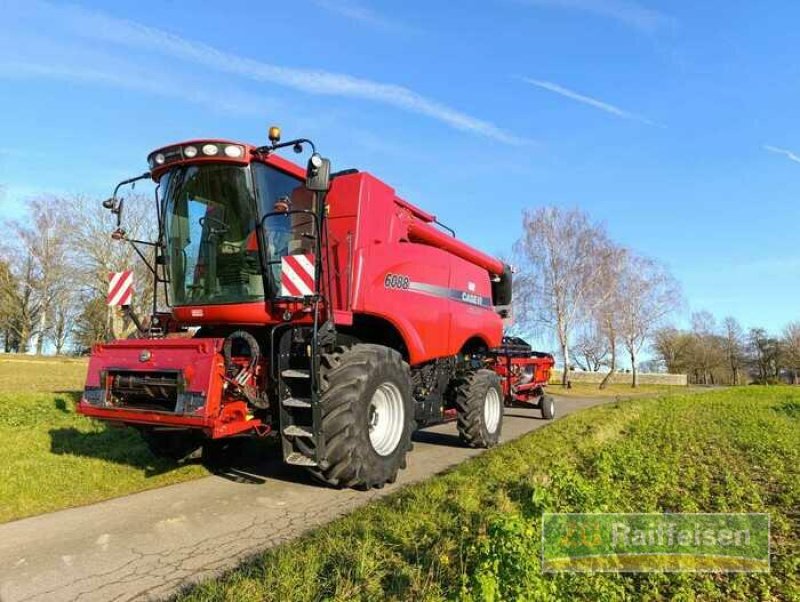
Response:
[454, 369, 503, 448]
[309, 344, 414, 489]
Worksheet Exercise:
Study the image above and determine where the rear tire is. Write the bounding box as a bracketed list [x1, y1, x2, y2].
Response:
[309, 344, 414, 489]
[540, 394, 556, 420]
[454, 369, 503, 448]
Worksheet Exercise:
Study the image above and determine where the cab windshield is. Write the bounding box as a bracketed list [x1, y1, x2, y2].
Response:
[161, 162, 313, 305]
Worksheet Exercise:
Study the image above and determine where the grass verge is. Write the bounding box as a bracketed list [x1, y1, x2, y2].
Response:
[0, 357, 210, 523]
[177, 387, 800, 601]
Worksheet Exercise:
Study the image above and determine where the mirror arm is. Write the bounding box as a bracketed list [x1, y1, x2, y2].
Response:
[254, 138, 317, 156]
[109, 172, 152, 227]
[126, 238, 159, 247]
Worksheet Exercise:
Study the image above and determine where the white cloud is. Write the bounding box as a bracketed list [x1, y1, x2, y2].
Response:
[8, 1, 524, 145]
[764, 145, 800, 165]
[522, 78, 661, 126]
[520, 0, 673, 33]
[313, 0, 412, 32]
[0, 58, 277, 118]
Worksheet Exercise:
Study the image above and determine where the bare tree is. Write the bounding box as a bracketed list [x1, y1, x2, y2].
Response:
[782, 322, 800, 384]
[8, 198, 75, 354]
[513, 207, 608, 386]
[573, 324, 608, 372]
[617, 254, 681, 387]
[1, 248, 41, 353]
[651, 326, 693, 375]
[0, 258, 21, 352]
[722, 316, 746, 385]
[748, 328, 782, 384]
[690, 311, 725, 385]
[72, 296, 113, 354]
[50, 288, 81, 355]
[593, 243, 627, 389]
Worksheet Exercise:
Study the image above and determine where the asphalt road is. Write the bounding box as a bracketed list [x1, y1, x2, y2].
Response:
[0, 395, 606, 602]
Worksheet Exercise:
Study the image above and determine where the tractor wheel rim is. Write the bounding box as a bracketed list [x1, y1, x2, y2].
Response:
[484, 387, 501, 434]
[368, 382, 405, 456]
[549, 399, 555, 417]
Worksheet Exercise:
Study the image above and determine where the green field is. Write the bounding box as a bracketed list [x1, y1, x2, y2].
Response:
[545, 382, 690, 399]
[0, 356, 210, 523]
[177, 388, 799, 601]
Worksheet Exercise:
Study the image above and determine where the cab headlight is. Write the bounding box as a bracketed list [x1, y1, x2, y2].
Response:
[224, 145, 244, 158]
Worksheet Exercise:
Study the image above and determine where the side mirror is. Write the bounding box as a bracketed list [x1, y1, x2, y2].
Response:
[305, 153, 331, 192]
[103, 196, 124, 227]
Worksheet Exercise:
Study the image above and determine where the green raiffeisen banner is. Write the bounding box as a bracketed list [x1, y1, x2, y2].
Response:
[541, 513, 770, 572]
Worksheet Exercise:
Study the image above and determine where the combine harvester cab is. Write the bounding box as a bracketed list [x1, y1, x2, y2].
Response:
[79, 126, 557, 488]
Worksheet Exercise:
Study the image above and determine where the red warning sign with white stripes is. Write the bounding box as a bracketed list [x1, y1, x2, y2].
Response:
[280, 254, 316, 297]
[107, 271, 134, 306]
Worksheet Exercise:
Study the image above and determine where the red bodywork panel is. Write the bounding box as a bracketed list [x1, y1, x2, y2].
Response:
[79, 338, 266, 438]
[321, 172, 503, 364]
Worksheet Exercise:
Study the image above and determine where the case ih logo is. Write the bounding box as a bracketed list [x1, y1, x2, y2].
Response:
[281, 254, 316, 297]
[107, 271, 133, 306]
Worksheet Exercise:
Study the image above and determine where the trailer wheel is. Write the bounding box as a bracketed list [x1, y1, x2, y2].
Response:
[540, 394, 556, 420]
[310, 344, 414, 489]
[454, 369, 504, 448]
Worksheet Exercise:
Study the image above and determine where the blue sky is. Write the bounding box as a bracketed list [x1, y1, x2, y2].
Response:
[1, 0, 799, 341]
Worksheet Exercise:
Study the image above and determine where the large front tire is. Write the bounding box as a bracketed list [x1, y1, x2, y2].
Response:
[309, 344, 414, 489]
[455, 369, 504, 448]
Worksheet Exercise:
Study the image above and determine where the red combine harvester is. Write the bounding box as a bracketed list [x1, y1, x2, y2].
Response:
[79, 128, 554, 489]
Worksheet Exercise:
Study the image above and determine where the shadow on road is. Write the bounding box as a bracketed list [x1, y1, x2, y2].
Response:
[503, 412, 546, 420]
[49, 409, 535, 488]
[412, 429, 462, 446]
[204, 439, 319, 488]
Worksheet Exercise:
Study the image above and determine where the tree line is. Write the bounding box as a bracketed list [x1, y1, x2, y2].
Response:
[651, 313, 800, 385]
[510, 206, 800, 388]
